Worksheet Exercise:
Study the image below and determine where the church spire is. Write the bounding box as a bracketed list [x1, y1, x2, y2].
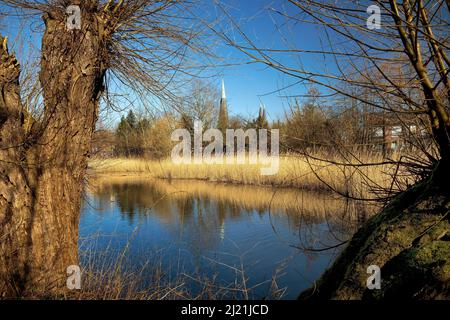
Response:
[257, 102, 268, 129]
[221, 79, 226, 99]
[218, 79, 228, 134]
[259, 102, 266, 119]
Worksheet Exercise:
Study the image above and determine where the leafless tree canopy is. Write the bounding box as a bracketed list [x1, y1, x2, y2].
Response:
[208, 0, 449, 202]
[4, 0, 214, 101]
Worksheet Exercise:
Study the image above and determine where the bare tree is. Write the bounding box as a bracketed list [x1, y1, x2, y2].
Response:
[0, 0, 209, 297]
[215, 0, 448, 195]
[180, 79, 219, 128]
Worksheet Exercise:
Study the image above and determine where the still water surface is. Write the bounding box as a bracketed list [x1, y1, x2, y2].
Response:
[80, 177, 360, 299]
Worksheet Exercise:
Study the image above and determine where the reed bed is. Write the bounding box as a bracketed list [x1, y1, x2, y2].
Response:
[89, 153, 398, 198]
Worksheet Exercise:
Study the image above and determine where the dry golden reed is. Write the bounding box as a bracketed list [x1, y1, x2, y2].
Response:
[89, 154, 397, 198]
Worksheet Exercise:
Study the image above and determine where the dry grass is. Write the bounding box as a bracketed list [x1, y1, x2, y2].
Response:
[89, 153, 399, 199]
[64, 232, 287, 300]
[70, 260, 285, 300]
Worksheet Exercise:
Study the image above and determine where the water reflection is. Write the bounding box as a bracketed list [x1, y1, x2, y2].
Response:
[80, 176, 368, 299]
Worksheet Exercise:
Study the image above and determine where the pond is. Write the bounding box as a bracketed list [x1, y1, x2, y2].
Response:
[80, 176, 364, 299]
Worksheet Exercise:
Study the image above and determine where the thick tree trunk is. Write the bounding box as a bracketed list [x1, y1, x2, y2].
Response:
[0, 37, 35, 296]
[0, 2, 107, 297]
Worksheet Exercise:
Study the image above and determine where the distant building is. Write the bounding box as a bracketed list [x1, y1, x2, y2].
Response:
[365, 112, 429, 154]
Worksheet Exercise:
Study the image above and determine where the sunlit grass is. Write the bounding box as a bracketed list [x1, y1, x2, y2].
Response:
[89, 153, 399, 198]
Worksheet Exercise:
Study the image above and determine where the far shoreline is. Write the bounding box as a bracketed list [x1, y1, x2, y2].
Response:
[88, 155, 393, 197]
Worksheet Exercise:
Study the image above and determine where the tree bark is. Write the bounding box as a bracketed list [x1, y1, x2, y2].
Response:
[0, 2, 107, 297]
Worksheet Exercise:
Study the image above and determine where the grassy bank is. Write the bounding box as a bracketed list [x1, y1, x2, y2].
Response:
[89, 154, 398, 198]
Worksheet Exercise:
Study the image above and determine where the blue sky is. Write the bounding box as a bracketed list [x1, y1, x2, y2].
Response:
[0, 0, 336, 124]
[210, 0, 326, 121]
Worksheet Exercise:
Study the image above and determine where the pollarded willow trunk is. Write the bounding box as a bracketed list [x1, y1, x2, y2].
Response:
[0, 2, 108, 297]
[0, 33, 35, 297]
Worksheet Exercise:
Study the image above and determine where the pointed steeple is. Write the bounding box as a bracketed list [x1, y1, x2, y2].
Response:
[259, 102, 265, 119]
[218, 79, 228, 134]
[257, 102, 268, 129]
[221, 79, 226, 99]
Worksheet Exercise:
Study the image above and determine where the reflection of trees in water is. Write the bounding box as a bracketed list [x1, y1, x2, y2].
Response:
[90, 179, 369, 260]
[93, 182, 232, 254]
[94, 180, 267, 222]
[95, 182, 165, 221]
[288, 198, 365, 261]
